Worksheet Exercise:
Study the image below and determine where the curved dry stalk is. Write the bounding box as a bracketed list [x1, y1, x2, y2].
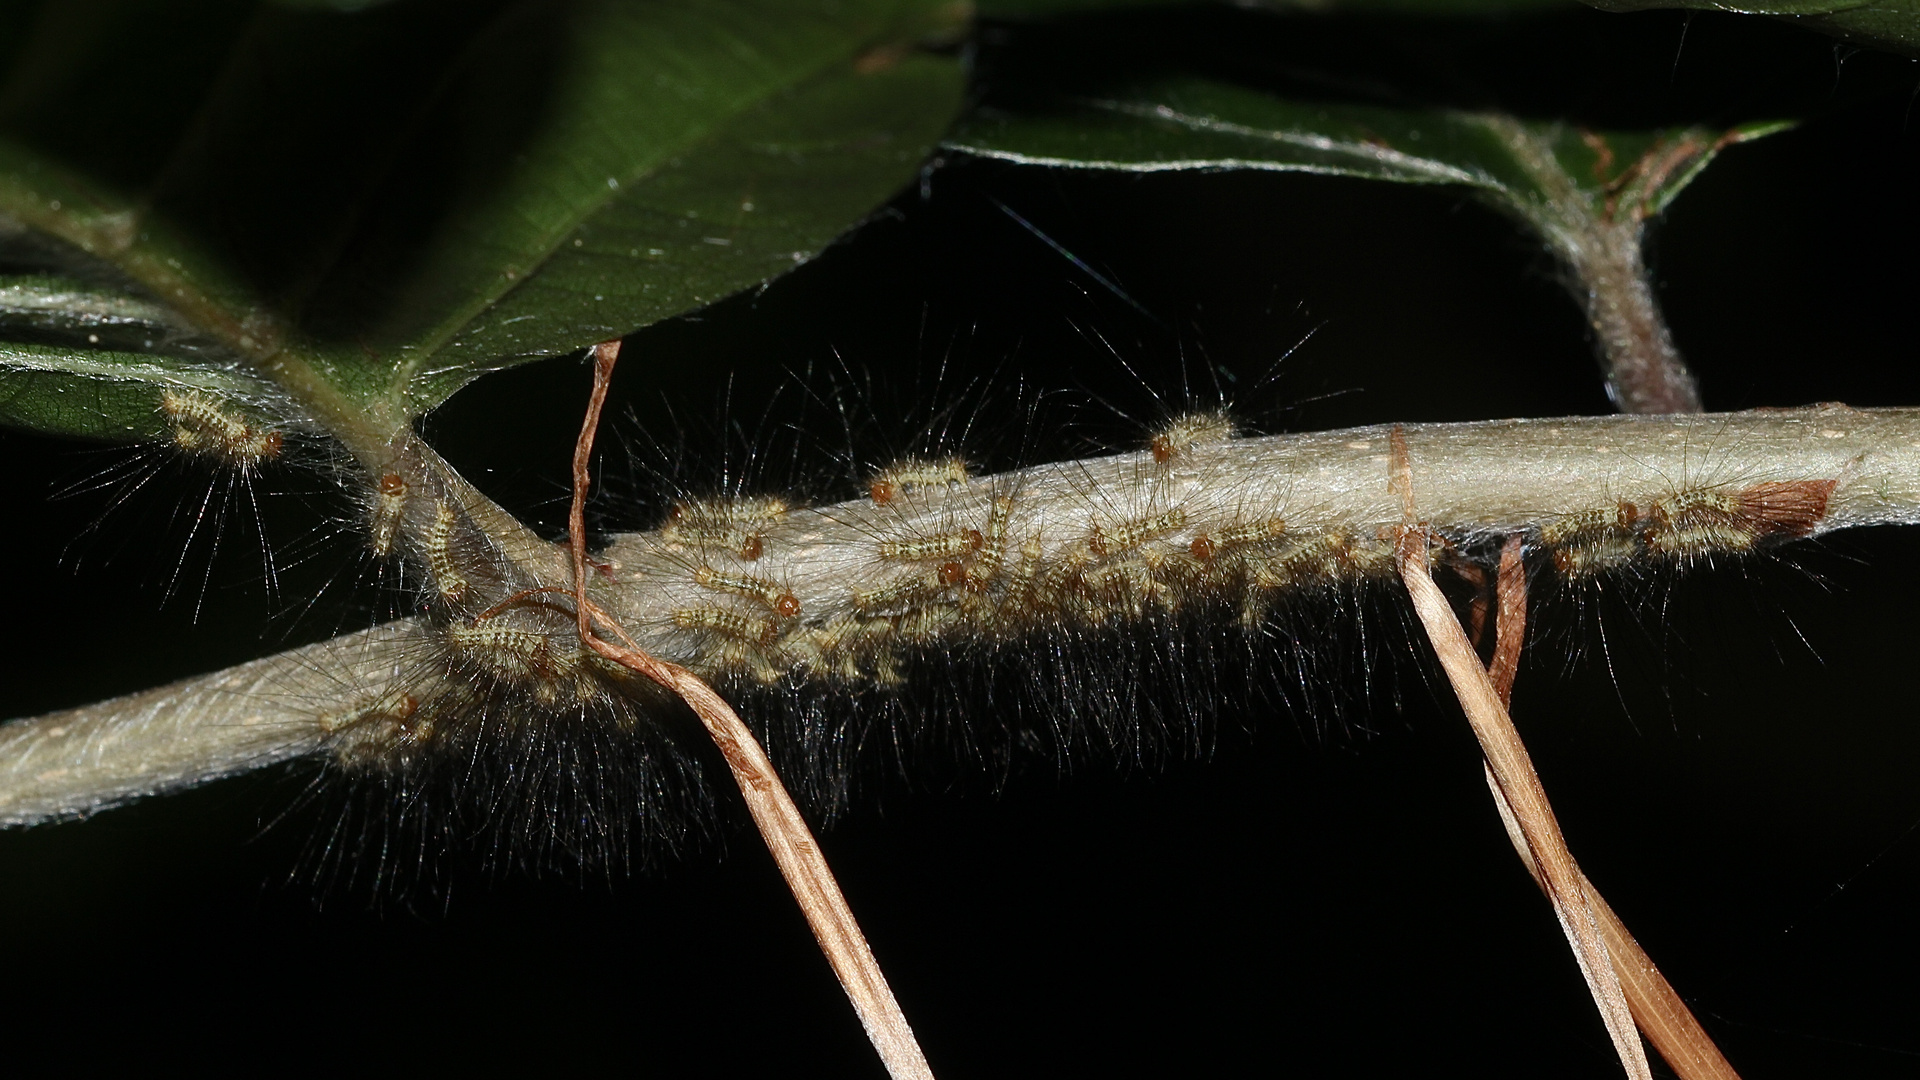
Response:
[1481, 771, 1740, 1080]
[566, 341, 934, 1080]
[1390, 426, 1651, 1080]
[1484, 530, 1740, 1080]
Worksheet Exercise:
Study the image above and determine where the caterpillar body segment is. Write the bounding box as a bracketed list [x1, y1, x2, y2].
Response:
[370, 473, 407, 559]
[447, 623, 581, 680]
[317, 688, 419, 737]
[878, 529, 983, 562]
[1212, 517, 1289, 551]
[1541, 502, 1642, 576]
[1190, 516, 1288, 563]
[1538, 480, 1841, 572]
[672, 605, 779, 647]
[966, 495, 1017, 590]
[1087, 508, 1188, 559]
[852, 571, 950, 616]
[1642, 480, 1838, 559]
[318, 688, 433, 764]
[663, 496, 788, 561]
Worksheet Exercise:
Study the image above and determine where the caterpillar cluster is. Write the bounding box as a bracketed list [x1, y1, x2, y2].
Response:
[127, 392, 1862, 803]
[40, 395, 1876, 880]
[305, 410, 1852, 779]
[1541, 480, 1836, 576]
[158, 389, 284, 470]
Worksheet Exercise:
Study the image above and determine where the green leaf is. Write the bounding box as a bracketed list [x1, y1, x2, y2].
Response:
[0, 339, 280, 442]
[0, 0, 966, 449]
[969, 0, 1919, 54]
[947, 77, 1785, 229]
[975, 0, 1574, 16]
[1579, 0, 1920, 57]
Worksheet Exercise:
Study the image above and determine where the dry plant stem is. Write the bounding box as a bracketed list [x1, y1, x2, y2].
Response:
[1481, 775, 1740, 1080]
[1484, 538, 1741, 1080]
[1389, 427, 1651, 1080]
[571, 340, 621, 643]
[1486, 536, 1526, 703]
[566, 342, 934, 1080]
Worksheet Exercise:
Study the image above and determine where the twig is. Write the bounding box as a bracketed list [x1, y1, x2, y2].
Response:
[1484, 536, 1741, 1080]
[566, 340, 935, 1080]
[1389, 427, 1652, 1080]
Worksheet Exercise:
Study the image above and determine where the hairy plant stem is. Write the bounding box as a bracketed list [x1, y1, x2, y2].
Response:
[1475, 115, 1704, 414]
[6, 404, 1920, 824]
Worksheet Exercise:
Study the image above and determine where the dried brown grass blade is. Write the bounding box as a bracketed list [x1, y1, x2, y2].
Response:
[1486, 538, 1740, 1080]
[568, 341, 935, 1080]
[1389, 428, 1652, 1080]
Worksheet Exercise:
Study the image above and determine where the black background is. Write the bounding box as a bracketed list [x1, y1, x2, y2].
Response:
[2, 6, 1918, 1076]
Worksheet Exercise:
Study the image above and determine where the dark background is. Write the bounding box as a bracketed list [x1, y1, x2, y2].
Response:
[1, 6, 1918, 1075]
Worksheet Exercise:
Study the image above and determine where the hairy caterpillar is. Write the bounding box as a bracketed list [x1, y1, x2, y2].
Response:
[158, 389, 284, 471]
[1149, 410, 1235, 463]
[869, 456, 971, 505]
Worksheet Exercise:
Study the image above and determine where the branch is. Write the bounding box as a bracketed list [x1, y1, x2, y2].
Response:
[0, 621, 421, 825]
[8, 405, 1920, 824]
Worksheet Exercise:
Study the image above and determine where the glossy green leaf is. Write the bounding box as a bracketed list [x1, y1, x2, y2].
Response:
[975, 0, 1574, 17]
[0, 0, 966, 445]
[948, 77, 1788, 228]
[1580, 0, 1920, 57]
[0, 339, 278, 441]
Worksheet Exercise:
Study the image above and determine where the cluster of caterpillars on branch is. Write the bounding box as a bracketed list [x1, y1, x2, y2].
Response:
[646, 429, 1843, 690]
[316, 614, 643, 770]
[1540, 480, 1837, 575]
[312, 411, 1846, 769]
[647, 415, 1409, 687]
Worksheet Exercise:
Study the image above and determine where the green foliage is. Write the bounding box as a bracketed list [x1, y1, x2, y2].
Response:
[0, 0, 964, 441]
[1583, 0, 1920, 56]
[949, 75, 1789, 219]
